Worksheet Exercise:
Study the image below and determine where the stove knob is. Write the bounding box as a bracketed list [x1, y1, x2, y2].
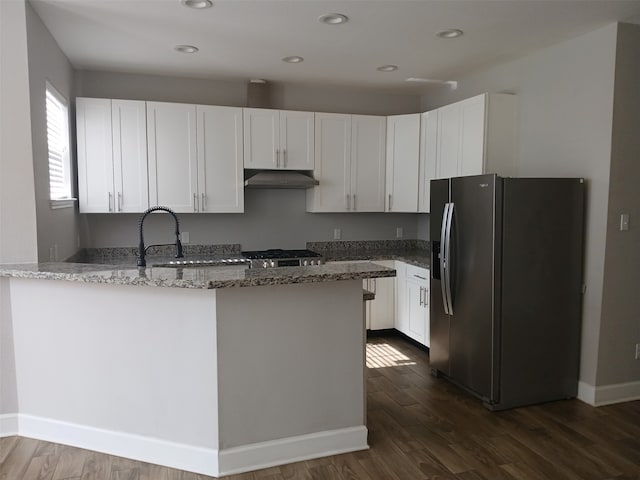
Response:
[270, 260, 275, 268]
[262, 261, 269, 268]
[303, 260, 309, 266]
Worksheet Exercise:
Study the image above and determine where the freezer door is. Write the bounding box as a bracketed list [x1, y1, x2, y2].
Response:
[429, 178, 451, 375]
[448, 174, 501, 402]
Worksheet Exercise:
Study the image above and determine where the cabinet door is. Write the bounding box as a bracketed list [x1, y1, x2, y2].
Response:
[351, 115, 386, 212]
[418, 110, 437, 213]
[368, 260, 395, 330]
[76, 98, 114, 213]
[386, 114, 420, 212]
[459, 94, 486, 177]
[243, 108, 279, 169]
[394, 261, 409, 335]
[406, 278, 426, 344]
[112, 100, 148, 213]
[307, 113, 351, 212]
[280, 110, 314, 170]
[197, 105, 244, 213]
[436, 103, 461, 179]
[147, 102, 198, 213]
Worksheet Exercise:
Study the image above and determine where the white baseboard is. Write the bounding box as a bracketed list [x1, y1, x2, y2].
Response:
[578, 380, 640, 406]
[0, 414, 19, 437]
[3, 414, 367, 478]
[218, 426, 369, 477]
[15, 415, 219, 477]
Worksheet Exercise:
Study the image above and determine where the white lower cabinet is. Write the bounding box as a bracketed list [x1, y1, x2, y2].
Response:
[367, 260, 395, 330]
[395, 261, 430, 347]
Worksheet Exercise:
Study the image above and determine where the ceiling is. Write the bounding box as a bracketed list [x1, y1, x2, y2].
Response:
[30, 0, 640, 94]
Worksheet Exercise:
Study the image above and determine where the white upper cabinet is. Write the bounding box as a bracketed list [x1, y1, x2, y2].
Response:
[434, 93, 517, 180]
[77, 98, 148, 213]
[280, 110, 315, 170]
[307, 113, 351, 212]
[385, 113, 420, 212]
[196, 105, 244, 213]
[418, 110, 437, 213]
[307, 113, 386, 213]
[351, 115, 386, 212]
[112, 100, 149, 213]
[147, 102, 198, 213]
[243, 108, 314, 170]
[419, 93, 517, 213]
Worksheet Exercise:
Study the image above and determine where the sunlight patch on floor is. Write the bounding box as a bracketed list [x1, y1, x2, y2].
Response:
[366, 342, 417, 368]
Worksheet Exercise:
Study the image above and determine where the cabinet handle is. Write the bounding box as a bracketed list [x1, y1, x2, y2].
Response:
[346, 194, 350, 210]
[413, 275, 427, 280]
[108, 192, 113, 212]
[353, 194, 356, 211]
[201, 193, 206, 211]
[424, 288, 428, 307]
[283, 149, 287, 168]
[388, 194, 392, 211]
[372, 278, 376, 294]
[193, 193, 197, 212]
[117, 192, 122, 212]
[276, 149, 280, 168]
[419, 286, 424, 306]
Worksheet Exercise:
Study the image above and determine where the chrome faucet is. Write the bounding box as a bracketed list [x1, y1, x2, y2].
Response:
[137, 206, 184, 267]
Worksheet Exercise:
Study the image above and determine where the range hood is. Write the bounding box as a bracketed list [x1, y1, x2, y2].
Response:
[244, 171, 319, 189]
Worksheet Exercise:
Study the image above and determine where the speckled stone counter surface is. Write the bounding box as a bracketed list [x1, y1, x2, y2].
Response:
[307, 240, 430, 269]
[0, 261, 395, 289]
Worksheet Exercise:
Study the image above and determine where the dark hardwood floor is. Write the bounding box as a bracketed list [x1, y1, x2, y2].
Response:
[2, 335, 639, 479]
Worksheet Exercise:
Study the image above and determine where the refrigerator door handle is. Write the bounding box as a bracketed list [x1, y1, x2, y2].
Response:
[440, 203, 451, 314]
[444, 202, 455, 315]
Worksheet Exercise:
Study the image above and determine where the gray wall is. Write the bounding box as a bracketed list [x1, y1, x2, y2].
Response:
[26, 2, 80, 262]
[75, 70, 423, 249]
[0, 0, 38, 417]
[421, 24, 619, 389]
[84, 189, 418, 250]
[597, 23, 640, 386]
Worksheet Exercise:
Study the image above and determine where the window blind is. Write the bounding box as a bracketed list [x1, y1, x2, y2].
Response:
[46, 84, 71, 200]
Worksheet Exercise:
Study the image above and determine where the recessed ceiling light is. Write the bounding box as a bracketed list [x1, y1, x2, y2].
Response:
[282, 56, 304, 64]
[174, 45, 199, 53]
[436, 29, 464, 39]
[376, 65, 398, 72]
[319, 13, 349, 25]
[180, 0, 213, 8]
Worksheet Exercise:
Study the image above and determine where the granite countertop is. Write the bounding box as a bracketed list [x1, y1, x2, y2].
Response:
[306, 242, 430, 269]
[0, 261, 395, 290]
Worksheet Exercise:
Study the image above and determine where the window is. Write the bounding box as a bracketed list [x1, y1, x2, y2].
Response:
[45, 82, 74, 207]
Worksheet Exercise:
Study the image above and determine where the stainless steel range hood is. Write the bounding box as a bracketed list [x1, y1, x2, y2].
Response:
[244, 171, 319, 189]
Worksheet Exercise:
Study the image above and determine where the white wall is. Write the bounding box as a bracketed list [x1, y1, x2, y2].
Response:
[84, 189, 418, 250]
[74, 70, 423, 249]
[421, 24, 619, 390]
[597, 23, 640, 387]
[25, 2, 80, 262]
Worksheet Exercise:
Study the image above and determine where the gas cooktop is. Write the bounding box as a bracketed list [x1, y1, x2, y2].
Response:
[241, 249, 323, 268]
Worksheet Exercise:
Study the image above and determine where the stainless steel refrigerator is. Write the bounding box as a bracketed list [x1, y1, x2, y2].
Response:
[430, 174, 584, 410]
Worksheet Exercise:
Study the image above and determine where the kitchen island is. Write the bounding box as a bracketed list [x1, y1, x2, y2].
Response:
[0, 261, 395, 477]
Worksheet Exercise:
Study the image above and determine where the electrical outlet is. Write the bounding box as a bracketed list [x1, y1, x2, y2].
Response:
[396, 227, 403, 239]
[635, 343, 640, 360]
[620, 214, 630, 231]
[333, 228, 341, 240]
[181, 231, 190, 244]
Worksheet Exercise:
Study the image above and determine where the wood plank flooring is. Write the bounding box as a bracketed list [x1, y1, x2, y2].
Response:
[2, 335, 639, 479]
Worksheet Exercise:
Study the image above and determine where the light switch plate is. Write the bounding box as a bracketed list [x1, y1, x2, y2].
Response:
[620, 214, 630, 231]
[181, 232, 190, 243]
[333, 228, 341, 240]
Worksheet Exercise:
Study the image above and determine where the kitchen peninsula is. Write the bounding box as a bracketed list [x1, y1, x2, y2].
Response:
[0, 261, 395, 477]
